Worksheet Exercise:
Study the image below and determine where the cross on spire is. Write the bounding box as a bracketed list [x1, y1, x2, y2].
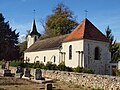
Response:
[84, 10, 88, 18]
[33, 9, 36, 19]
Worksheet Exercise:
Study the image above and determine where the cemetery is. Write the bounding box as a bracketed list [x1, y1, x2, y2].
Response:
[0, 61, 120, 90]
[0, 62, 87, 90]
[0, 62, 54, 90]
[0, 0, 120, 89]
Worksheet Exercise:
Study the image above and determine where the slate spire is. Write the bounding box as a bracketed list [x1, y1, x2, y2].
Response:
[29, 19, 41, 37]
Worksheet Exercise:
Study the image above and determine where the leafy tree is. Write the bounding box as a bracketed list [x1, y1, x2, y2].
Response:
[115, 42, 120, 60]
[105, 26, 120, 61]
[0, 13, 19, 61]
[45, 3, 78, 37]
[18, 41, 27, 60]
[58, 62, 66, 71]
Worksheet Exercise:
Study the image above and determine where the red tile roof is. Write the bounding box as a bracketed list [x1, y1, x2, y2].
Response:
[64, 18, 108, 42]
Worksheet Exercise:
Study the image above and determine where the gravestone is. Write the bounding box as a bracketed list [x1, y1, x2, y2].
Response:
[35, 68, 42, 80]
[16, 66, 24, 78]
[3, 61, 12, 77]
[1, 64, 5, 69]
[3, 69, 12, 76]
[45, 83, 52, 90]
[24, 68, 31, 77]
[5, 61, 9, 69]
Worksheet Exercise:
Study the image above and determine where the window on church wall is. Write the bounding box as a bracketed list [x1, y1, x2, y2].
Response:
[94, 47, 100, 60]
[69, 45, 72, 60]
[44, 56, 46, 62]
[34, 36, 37, 42]
[54, 56, 56, 63]
[34, 56, 39, 63]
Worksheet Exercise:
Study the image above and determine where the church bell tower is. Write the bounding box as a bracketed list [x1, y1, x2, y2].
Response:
[27, 19, 41, 48]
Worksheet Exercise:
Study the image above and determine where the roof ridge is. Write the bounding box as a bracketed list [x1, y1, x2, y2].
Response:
[64, 18, 108, 42]
[25, 34, 69, 52]
[82, 18, 87, 39]
[39, 34, 69, 42]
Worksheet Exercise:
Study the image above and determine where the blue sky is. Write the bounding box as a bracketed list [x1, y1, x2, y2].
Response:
[0, 0, 120, 42]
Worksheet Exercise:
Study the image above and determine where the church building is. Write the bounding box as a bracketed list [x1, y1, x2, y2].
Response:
[24, 18, 111, 75]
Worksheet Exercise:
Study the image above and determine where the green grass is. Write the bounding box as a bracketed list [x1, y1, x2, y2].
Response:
[0, 88, 6, 90]
[91, 88, 104, 90]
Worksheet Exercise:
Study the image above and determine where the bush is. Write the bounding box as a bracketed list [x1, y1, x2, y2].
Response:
[10, 60, 45, 69]
[0, 60, 4, 65]
[32, 62, 40, 68]
[82, 68, 94, 74]
[45, 62, 57, 70]
[10, 60, 94, 74]
[65, 66, 73, 72]
[39, 62, 45, 69]
[51, 64, 58, 70]
[112, 68, 120, 76]
[73, 66, 94, 74]
[73, 66, 83, 73]
[92, 88, 104, 90]
[45, 62, 52, 70]
[27, 63, 34, 68]
[58, 62, 66, 71]
[30, 62, 45, 69]
[10, 60, 25, 67]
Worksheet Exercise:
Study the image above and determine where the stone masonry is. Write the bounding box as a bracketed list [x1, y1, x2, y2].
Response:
[9, 66, 120, 90]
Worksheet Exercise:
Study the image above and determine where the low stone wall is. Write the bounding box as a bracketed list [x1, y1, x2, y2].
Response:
[9, 67, 120, 90]
[42, 70, 120, 90]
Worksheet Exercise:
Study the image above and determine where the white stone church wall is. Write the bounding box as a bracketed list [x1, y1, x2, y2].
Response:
[27, 35, 39, 48]
[24, 49, 60, 65]
[61, 40, 84, 68]
[84, 39, 111, 75]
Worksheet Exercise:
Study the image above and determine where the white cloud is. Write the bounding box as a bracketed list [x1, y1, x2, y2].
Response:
[19, 34, 26, 43]
[9, 20, 31, 34]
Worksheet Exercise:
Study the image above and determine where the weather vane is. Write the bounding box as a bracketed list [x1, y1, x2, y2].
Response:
[33, 9, 36, 19]
[84, 10, 88, 18]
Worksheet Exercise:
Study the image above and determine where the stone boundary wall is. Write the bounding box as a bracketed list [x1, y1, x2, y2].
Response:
[9, 67, 120, 90]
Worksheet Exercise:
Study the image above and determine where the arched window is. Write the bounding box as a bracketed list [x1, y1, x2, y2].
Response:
[94, 47, 100, 60]
[34, 56, 39, 63]
[54, 56, 56, 63]
[34, 36, 37, 42]
[69, 45, 72, 59]
[44, 56, 46, 62]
